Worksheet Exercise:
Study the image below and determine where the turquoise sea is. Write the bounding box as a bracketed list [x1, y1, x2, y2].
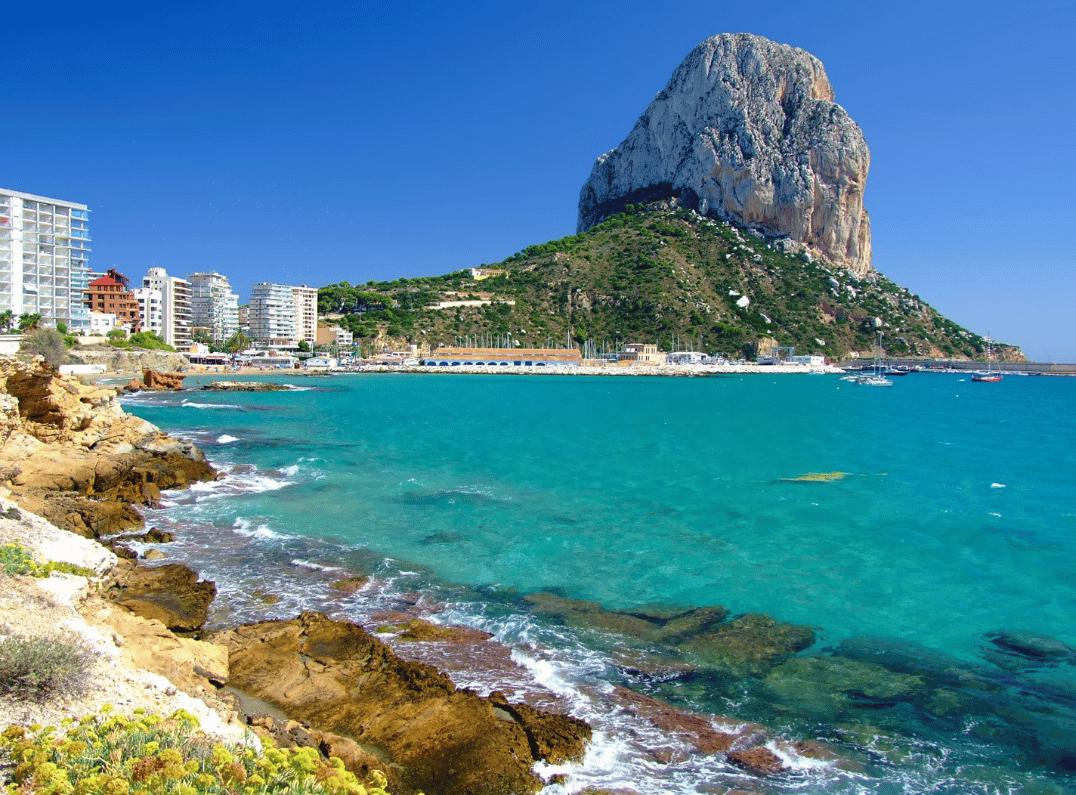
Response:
[123, 372, 1076, 794]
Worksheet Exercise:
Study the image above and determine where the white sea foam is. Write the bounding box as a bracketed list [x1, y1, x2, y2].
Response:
[279, 464, 300, 477]
[509, 649, 583, 700]
[217, 434, 239, 444]
[231, 517, 288, 540]
[290, 559, 340, 572]
[991, 483, 1006, 488]
[181, 399, 236, 410]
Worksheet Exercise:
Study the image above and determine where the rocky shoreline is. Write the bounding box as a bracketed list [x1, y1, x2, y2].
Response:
[0, 356, 867, 794]
[0, 357, 595, 795]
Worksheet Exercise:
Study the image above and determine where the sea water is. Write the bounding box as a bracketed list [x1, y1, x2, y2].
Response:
[123, 372, 1076, 794]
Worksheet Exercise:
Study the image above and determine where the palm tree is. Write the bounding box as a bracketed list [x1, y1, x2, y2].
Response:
[0, 310, 13, 333]
[224, 331, 251, 354]
[18, 313, 41, 332]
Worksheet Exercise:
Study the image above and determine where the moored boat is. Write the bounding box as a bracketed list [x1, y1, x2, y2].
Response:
[856, 332, 894, 387]
[972, 336, 1003, 383]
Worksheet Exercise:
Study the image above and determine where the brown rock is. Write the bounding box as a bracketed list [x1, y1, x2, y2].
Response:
[108, 561, 216, 634]
[89, 597, 229, 695]
[726, 747, 787, 776]
[610, 686, 763, 755]
[142, 369, 185, 390]
[0, 360, 216, 539]
[211, 612, 591, 795]
[386, 618, 494, 644]
[329, 576, 368, 594]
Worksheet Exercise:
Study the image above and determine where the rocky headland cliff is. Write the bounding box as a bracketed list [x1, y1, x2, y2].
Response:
[578, 32, 872, 275]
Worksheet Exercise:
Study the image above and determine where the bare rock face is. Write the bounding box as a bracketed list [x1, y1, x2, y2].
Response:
[106, 559, 217, 634]
[211, 612, 591, 795]
[0, 356, 216, 536]
[142, 369, 186, 390]
[578, 33, 872, 274]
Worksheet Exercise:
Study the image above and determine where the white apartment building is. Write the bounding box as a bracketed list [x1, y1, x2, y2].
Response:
[0, 188, 92, 332]
[188, 272, 239, 345]
[292, 285, 318, 344]
[249, 282, 297, 348]
[89, 312, 117, 335]
[142, 268, 192, 348]
[132, 286, 163, 338]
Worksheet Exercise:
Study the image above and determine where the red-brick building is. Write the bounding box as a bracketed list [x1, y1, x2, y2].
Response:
[84, 268, 141, 331]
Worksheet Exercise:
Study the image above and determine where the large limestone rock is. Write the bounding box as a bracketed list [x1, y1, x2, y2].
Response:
[211, 612, 591, 795]
[0, 356, 216, 536]
[578, 32, 872, 274]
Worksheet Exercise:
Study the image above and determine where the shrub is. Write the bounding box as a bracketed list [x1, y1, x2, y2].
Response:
[0, 708, 392, 794]
[128, 331, 176, 352]
[0, 542, 93, 578]
[0, 633, 97, 701]
[18, 328, 68, 368]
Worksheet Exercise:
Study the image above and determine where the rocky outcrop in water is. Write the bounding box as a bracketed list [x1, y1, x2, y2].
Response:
[200, 381, 288, 392]
[526, 593, 814, 679]
[210, 612, 592, 795]
[578, 33, 872, 274]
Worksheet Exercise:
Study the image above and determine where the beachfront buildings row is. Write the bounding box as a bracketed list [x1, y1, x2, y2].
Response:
[1, 188, 319, 350]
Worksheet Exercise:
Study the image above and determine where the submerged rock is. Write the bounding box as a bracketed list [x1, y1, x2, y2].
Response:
[526, 594, 812, 680]
[761, 656, 926, 720]
[678, 613, 816, 679]
[211, 611, 591, 795]
[525, 592, 728, 644]
[982, 630, 1076, 670]
[726, 746, 787, 776]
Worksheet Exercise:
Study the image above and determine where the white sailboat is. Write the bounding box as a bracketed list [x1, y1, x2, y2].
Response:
[972, 336, 1003, 382]
[856, 331, 893, 387]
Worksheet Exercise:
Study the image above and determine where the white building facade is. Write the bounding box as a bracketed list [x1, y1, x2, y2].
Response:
[292, 285, 318, 344]
[132, 286, 163, 338]
[249, 282, 298, 348]
[0, 188, 92, 332]
[142, 268, 192, 348]
[188, 272, 239, 345]
[89, 312, 117, 335]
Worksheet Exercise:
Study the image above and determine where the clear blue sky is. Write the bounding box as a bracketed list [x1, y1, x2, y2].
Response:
[5, 1, 1074, 361]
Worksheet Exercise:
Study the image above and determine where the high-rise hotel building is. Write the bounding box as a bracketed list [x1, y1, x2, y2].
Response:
[249, 283, 318, 349]
[189, 272, 239, 345]
[0, 188, 92, 331]
[142, 268, 192, 349]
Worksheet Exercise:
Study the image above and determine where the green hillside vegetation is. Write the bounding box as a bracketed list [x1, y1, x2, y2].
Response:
[319, 203, 1011, 361]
